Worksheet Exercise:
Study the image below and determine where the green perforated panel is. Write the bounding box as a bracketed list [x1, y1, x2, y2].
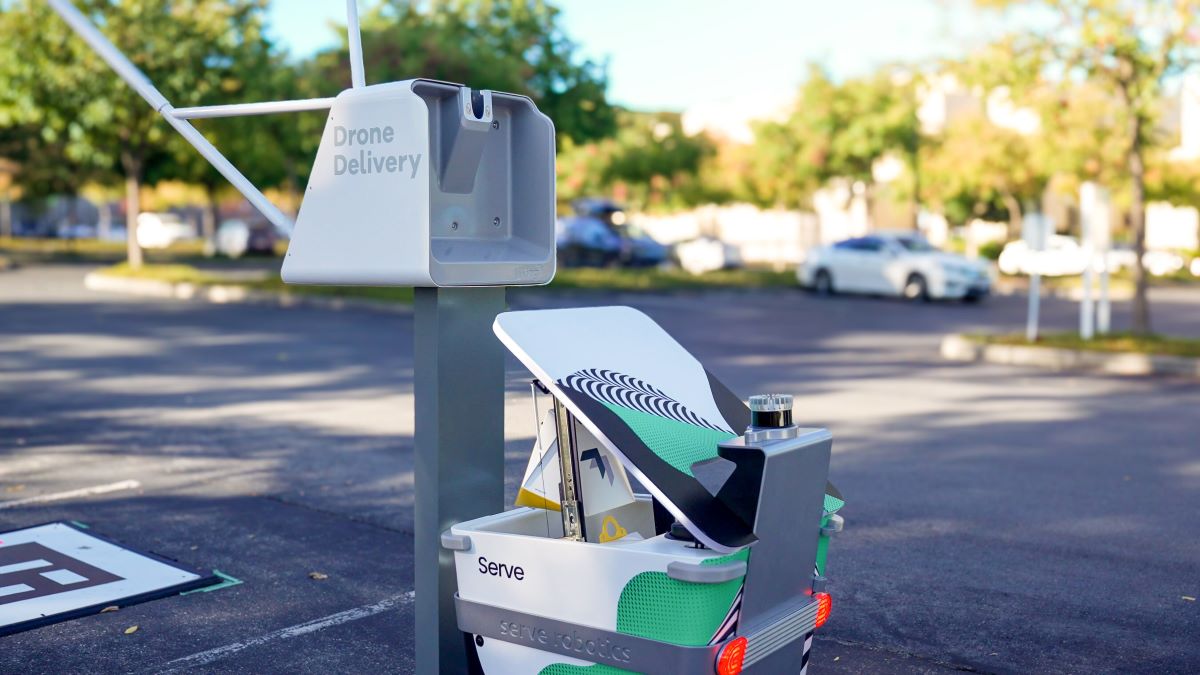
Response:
[816, 515, 831, 576]
[601, 402, 736, 476]
[614, 549, 749, 647]
[538, 664, 630, 675]
[824, 492, 845, 514]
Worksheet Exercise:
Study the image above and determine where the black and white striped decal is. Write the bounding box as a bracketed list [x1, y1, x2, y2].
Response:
[799, 631, 814, 674]
[561, 369, 732, 433]
[800, 561, 820, 673]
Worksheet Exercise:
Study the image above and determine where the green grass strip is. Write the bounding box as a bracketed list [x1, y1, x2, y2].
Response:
[970, 332, 1200, 358]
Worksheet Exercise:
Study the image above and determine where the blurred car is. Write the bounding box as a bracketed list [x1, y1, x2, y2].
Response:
[136, 212, 194, 249]
[1000, 236, 1186, 276]
[675, 236, 741, 275]
[55, 222, 97, 239]
[998, 235, 1088, 276]
[213, 219, 279, 258]
[799, 233, 991, 301]
[557, 199, 668, 268]
[1108, 245, 1185, 277]
[556, 215, 622, 267]
[617, 221, 669, 267]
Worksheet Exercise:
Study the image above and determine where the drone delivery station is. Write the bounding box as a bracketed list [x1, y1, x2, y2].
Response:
[48, 1, 845, 673]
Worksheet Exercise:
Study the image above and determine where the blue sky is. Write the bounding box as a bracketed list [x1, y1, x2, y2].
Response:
[268, 1, 1003, 111]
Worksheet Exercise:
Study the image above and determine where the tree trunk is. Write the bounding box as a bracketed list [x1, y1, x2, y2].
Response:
[203, 183, 219, 255]
[863, 182, 875, 231]
[0, 190, 11, 239]
[1001, 192, 1022, 241]
[1128, 119, 1151, 334]
[121, 152, 144, 269]
[910, 147, 921, 231]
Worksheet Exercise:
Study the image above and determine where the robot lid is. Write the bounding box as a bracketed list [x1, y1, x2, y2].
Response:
[496, 306, 847, 553]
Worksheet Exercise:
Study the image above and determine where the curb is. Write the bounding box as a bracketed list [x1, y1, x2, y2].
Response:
[83, 271, 412, 315]
[940, 333, 1200, 378]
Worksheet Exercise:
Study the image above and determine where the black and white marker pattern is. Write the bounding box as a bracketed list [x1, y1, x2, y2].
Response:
[561, 369, 732, 433]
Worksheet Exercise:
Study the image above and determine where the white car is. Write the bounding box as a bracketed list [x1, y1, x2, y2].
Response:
[136, 212, 194, 249]
[674, 237, 741, 275]
[799, 234, 991, 301]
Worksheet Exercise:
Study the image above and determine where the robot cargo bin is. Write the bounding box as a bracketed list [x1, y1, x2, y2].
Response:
[447, 500, 755, 674]
[443, 307, 847, 674]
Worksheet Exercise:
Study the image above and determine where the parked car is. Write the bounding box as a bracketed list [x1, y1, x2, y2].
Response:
[136, 212, 194, 249]
[557, 199, 668, 268]
[799, 233, 991, 301]
[55, 222, 97, 239]
[999, 236, 1186, 277]
[675, 236, 742, 275]
[1108, 245, 1185, 277]
[213, 219, 279, 258]
[556, 215, 622, 267]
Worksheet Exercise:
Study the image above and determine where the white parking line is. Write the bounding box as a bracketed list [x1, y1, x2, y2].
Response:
[0, 479, 141, 509]
[156, 591, 416, 672]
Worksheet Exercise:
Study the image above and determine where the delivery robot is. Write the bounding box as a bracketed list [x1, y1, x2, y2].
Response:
[444, 307, 846, 674]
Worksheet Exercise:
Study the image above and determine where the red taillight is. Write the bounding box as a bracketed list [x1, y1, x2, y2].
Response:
[814, 592, 832, 629]
[716, 635, 748, 675]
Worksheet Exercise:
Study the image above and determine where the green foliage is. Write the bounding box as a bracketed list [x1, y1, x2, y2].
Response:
[312, 0, 615, 145]
[977, 240, 1006, 261]
[920, 115, 1048, 228]
[746, 64, 919, 210]
[557, 111, 719, 211]
[972, 331, 1200, 358]
[0, 0, 274, 178]
[0, 0, 612, 212]
[973, 0, 1200, 333]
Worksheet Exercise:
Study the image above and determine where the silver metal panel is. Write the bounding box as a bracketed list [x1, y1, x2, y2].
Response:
[744, 598, 819, 666]
[454, 594, 724, 674]
[440, 531, 472, 552]
[666, 560, 747, 584]
[734, 428, 832, 634]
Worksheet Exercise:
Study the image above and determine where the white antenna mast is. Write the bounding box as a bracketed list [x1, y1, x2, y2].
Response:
[46, 0, 370, 233]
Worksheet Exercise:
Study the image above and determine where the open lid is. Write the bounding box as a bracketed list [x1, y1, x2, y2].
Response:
[496, 306, 761, 552]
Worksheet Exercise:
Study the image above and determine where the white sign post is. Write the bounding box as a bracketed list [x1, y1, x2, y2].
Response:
[1022, 213, 1049, 342]
[1079, 183, 1112, 339]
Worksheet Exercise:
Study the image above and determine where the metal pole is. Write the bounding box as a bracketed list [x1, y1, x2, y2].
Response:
[414, 287, 506, 675]
[346, 0, 367, 88]
[1098, 263, 1111, 335]
[1024, 214, 1044, 343]
[1080, 259, 1095, 339]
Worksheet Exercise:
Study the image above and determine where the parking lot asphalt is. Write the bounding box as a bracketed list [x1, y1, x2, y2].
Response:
[1, 264, 1198, 674]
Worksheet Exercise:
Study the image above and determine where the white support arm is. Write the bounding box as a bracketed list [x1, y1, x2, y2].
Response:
[47, 0, 297, 233]
[346, 0, 366, 88]
[171, 98, 336, 120]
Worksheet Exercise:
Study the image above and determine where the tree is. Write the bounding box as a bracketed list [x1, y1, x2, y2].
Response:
[747, 65, 919, 220]
[557, 111, 717, 211]
[0, 7, 117, 232]
[979, 0, 1200, 333]
[0, 0, 275, 267]
[165, 19, 308, 248]
[921, 116, 1049, 235]
[311, 0, 616, 145]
